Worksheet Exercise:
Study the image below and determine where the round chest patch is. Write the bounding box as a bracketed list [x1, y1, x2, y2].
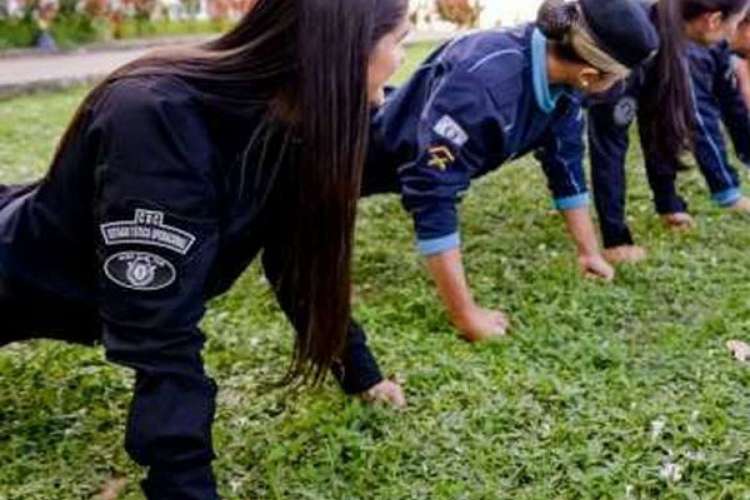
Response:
[726, 66, 739, 90]
[613, 97, 637, 127]
[104, 251, 176, 291]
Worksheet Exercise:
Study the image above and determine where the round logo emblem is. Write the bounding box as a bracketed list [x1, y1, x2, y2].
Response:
[104, 251, 176, 291]
[613, 96, 637, 127]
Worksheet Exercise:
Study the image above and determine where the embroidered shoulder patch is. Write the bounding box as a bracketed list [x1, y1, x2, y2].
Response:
[433, 115, 469, 147]
[100, 209, 196, 255]
[104, 251, 176, 291]
[428, 145, 456, 171]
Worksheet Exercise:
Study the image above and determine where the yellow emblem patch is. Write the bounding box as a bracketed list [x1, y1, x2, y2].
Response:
[428, 146, 455, 171]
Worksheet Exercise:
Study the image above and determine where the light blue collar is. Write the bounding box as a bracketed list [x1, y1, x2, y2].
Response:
[531, 28, 563, 114]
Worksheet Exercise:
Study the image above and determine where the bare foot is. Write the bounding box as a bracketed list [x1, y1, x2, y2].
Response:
[728, 196, 750, 213]
[661, 212, 696, 230]
[603, 245, 647, 264]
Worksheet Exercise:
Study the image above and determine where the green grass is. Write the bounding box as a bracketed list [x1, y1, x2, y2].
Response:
[1, 44, 750, 499]
[112, 19, 225, 41]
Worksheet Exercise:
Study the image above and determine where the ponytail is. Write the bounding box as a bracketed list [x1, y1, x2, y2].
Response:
[537, 0, 579, 41]
[536, 0, 637, 78]
[641, 0, 694, 167]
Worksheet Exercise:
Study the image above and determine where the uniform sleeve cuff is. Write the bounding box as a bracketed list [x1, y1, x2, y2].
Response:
[712, 187, 742, 207]
[553, 193, 590, 211]
[333, 349, 384, 395]
[417, 232, 460, 256]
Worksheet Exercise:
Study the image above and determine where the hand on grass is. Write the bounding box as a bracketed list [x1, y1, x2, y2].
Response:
[579, 253, 615, 281]
[361, 378, 406, 408]
[454, 305, 509, 342]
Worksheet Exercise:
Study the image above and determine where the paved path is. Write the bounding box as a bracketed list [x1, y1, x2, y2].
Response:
[0, 31, 451, 100]
[0, 48, 150, 97]
[0, 35, 217, 99]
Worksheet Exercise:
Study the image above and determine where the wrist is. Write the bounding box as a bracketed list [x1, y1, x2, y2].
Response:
[577, 248, 601, 259]
[451, 301, 479, 328]
[361, 376, 386, 396]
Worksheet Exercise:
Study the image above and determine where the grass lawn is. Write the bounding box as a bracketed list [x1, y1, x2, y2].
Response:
[1, 42, 750, 499]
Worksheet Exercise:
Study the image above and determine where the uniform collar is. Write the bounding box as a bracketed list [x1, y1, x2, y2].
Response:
[531, 28, 564, 113]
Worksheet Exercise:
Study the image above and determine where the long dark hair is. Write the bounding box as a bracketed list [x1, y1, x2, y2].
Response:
[49, 0, 408, 385]
[643, 0, 750, 164]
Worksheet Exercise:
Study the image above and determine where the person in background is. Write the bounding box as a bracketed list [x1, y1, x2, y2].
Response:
[731, 16, 750, 107]
[587, 0, 750, 264]
[645, 16, 750, 214]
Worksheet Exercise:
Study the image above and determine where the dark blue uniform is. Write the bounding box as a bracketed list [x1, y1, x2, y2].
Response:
[588, 28, 750, 247]
[366, 25, 590, 255]
[0, 75, 383, 498]
[658, 42, 750, 202]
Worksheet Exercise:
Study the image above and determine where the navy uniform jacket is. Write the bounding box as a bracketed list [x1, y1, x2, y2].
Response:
[0, 75, 382, 395]
[680, 41, 750, 203]
[370, 24, 590, 256]
[645, 41, 750, 205]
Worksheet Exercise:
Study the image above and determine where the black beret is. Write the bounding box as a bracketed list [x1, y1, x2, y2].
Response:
[579, 0, 660, 68]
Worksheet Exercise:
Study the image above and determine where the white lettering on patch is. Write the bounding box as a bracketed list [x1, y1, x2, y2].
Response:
[100, 209, 196, 255]
[433, 115, 469, 148]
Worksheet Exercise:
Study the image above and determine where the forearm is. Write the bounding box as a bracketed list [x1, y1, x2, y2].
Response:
[562, 206, 601, 257]
[425, 247, 475, 323]
[331, 321, 384, 395]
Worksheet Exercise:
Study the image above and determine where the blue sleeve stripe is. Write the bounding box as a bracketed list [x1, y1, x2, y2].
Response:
[689, 82, 736, 188]
[417, 232, 461, 256]
[712, 187, 742, 207]
[553, 193, 590, 211]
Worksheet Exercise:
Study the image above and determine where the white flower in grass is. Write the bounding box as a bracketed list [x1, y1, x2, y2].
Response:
[727, 340, 750, 362]
[659, 462, 683, 483]
[650, 416, 666, 440]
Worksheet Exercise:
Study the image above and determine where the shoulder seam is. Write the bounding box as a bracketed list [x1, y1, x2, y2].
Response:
[467, 49, 524, 74]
